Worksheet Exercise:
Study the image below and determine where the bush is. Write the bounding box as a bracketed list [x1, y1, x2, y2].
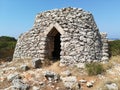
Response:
[85, 62, 105, 76]
[0, 36, 16, 42]
[0, 36, 17, 61]
[109, 40, 120, 56]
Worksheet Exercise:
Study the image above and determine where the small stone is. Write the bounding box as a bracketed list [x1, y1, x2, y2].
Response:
[61, 76, 80, 89]
[61, 70, 71, 76]
[86, 82, 93, 88]
[90, 80, 95, 84]
[56, 87, 60, 90]
[7, 73, 21, 81]
[20, 65, 29, 71]
[102, 57, 109, 61]
[0, 77, 6, 82]
[32, 58, 42, 68]
[106, 83, 118, 90]
[43, 71, 60, 82]
[39, 81, 45, 87]
[12, 79, 30, 90]
[79, 79, 87, 83]
[39, 81, 44, 85]
[76, 63, 85, 68]
[51, 85, 55, 88]
[32, 86, 40, 90]
[4, 86, 13, 90]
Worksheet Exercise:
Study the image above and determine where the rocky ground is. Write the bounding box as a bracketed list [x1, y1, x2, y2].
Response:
[0, 56, 120, 90]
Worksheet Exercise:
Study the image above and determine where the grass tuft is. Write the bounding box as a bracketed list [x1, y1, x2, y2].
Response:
[85, 62, 105, 76]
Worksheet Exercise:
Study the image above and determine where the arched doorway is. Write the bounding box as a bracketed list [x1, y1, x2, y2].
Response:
[45, 27, 61, 60]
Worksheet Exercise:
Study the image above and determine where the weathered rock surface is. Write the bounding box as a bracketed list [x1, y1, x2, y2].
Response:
[61, 70, 71, 76]
[32, 58, 42, 68]
[61, 76, 81, 89]
[1, 59, 120, 90]
[20, 65, 29, 71]
[32, 86, 40, 90]
[12, 79, 30, 90]
[43, 71, 60, 82]
[105, 83, 118, 90]
[86, 82, 93, 88]
[79, 79, 87, 83]
[7, 73, 21, 81]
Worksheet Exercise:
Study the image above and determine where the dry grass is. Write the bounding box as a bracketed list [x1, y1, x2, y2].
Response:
[43, 61, 67, 74]
[1, 55, 120, 90]
[109, 55, 120, 63]
[6, 58, 32, 67]
[0, 79, 11, 89]
[102, 62, 113, 71]
[94, 77, 120, 90]
[92, 55, 120, 90]
[85, 62, 105, 76]
[103, 55, 120, 70]
[42, 59, 53, 67]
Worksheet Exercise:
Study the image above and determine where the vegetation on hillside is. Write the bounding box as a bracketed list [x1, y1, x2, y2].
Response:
[0, 36, 17, 61]
[108, 40, 120, 56]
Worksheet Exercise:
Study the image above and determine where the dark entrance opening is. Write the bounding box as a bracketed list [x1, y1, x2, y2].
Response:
[46, 27, 61, 61]
[52, 33, 61, 60]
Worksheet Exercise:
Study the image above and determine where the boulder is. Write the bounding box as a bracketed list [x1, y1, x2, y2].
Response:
[86, 82, 93, 88]
[61, 76, 81, 89]
[32, 58, 42, 68]
[105, 83, 118, 90]
[43, 71, 60, 82]
[12, 79, 30, 90]
[20, 65, 29, 71]
[7, 73, 21, 81]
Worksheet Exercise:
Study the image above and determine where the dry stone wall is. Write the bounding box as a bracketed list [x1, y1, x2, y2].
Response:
[13, 7, 109, 65]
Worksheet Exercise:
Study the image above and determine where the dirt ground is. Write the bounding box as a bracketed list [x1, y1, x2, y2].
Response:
[0, 56, 120, 90]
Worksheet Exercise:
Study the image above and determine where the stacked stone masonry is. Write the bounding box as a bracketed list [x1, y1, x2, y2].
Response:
[13, 7, 109, 65]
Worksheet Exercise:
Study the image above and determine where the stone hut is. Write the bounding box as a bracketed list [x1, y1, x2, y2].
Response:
[13, 7, 109, 66]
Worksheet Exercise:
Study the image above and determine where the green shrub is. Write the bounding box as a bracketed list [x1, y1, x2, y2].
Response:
[0, 36, 16, 42]
[85, 62, 105, 76]
[0, 36, 17, 60]
[109, 40, 120, 56]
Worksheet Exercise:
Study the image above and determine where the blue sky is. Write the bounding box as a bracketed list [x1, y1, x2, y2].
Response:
[0, 0, 120, 39]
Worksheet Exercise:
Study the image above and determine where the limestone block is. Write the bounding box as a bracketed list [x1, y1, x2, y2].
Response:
[105, 83, 118, 90]
[32, 58, 42, 68]
[20, 65, 29, 71]
[61, 76, 80, 89]
[101, 57, 109, 61]
[7, 73, 21, 81]
[43, 71, 60, 82]
[12, 79, 30, 90]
